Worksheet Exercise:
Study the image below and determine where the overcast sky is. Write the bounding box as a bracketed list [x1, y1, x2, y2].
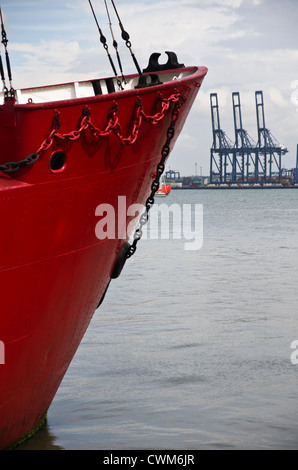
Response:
[1, 0, 298, 175]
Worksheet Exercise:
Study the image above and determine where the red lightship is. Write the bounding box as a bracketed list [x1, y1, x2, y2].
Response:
[0, 2, 207, 448]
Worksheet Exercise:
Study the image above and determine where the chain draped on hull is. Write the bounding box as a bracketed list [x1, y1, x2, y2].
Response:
[0, 90, 189, 260]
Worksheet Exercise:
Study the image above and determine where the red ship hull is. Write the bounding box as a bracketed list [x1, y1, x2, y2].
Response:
[0, 65, 207, 449]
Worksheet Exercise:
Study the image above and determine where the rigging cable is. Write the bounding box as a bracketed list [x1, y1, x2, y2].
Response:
[0, 40, 5, 90]
[0, 7, 14, 98]
[109, 0, 142, 77]
[103, 0, 126, 84]
[88, 0, 122, 85]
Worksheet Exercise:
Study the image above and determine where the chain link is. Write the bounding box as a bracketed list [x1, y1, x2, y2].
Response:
[126, 92, 186, 259]
[0, 89, 188, 265]
[0, 92, 183, 174]
[0, 152, 39, 173]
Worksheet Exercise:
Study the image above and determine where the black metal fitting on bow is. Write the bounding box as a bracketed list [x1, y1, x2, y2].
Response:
[143, 51, 185, 73]
[134, 73, 162, 89]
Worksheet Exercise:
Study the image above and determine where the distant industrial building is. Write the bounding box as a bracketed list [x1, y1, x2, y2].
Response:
[164, 170, 208, 189]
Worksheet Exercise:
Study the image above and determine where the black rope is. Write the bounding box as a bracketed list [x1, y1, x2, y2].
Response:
[104, 0, 126, 85]
[0, 47, 5, 90]
[0, 7, 14, 98]
[88, 0, 120, 82]
[109, 0, 142, 77]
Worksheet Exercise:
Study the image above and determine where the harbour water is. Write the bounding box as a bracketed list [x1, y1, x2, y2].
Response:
[18, 188, 298, 450]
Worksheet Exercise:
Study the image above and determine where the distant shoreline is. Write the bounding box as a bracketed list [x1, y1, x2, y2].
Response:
[171, 185, 298, 190]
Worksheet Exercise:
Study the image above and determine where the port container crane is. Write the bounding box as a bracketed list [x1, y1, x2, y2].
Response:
[209, 91, 288, 185]
[210, 93, 235, 184]
[232, 92, 258, 183]
[255, 91, 288, 183]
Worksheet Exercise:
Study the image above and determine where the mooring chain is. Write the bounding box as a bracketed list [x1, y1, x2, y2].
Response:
[0, 111, 59, 173]
[0, 153, 39, 173]
[0, 93, 182, 173]
[126, 92, 186, 259]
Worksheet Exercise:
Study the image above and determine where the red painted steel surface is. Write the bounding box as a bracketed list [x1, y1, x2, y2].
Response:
[0, 66, 207, 448]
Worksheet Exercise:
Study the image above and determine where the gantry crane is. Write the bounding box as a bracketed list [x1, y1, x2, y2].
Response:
[209, 91, 288, 185]
[255, 91, 288, 183]
[210, 93, 235, 184]
[232, 92, 258, 183]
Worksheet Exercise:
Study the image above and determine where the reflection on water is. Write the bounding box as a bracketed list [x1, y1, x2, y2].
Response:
[17, 189, 298, 450]
[16, 422, 63, 450]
